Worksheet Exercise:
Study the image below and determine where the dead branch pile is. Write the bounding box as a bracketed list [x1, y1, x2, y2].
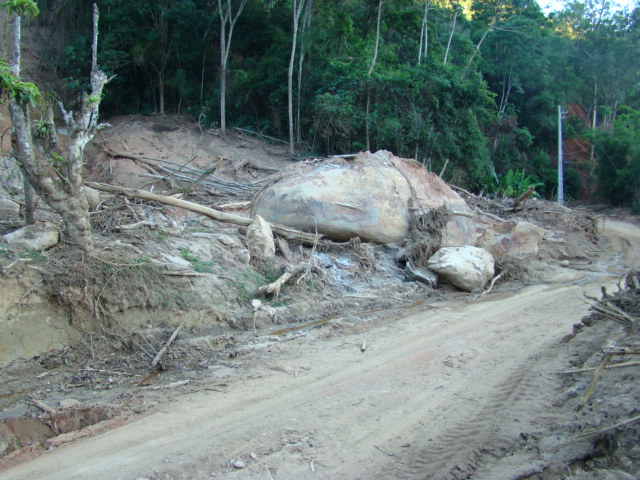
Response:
[405, 206, 451, 267]
[144, 162, 259, 196]
[583, 271, 640, 327]
[101, 146, 260, 197]
[493, 254, 531, 283]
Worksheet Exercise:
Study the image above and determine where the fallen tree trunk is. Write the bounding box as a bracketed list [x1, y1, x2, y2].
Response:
[85, 181, 322, 245]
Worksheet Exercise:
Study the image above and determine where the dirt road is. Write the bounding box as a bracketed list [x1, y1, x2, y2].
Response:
[2, 220, 638, 480]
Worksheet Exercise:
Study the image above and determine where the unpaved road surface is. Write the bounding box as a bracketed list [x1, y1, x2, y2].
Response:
[2, 220, 639, 480]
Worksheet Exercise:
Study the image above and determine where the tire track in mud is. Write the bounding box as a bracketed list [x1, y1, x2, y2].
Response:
[383, 350, 565, 480]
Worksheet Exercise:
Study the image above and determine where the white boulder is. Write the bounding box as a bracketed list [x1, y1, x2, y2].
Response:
[246, 215, 275, 258]
[427, 246, 495, 292]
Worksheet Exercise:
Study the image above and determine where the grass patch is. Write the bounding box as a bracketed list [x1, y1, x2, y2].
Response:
[19, 250, 48, 262]
[179, 247, 216, 273]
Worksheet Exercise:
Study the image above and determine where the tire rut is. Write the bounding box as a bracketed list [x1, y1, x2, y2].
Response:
[382, 349, 565, 480]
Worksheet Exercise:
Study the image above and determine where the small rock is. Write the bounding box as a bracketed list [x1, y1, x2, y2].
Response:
[217, 235, 242, 248]
[251, 299, 262, 310]
[58, 399, 80, 409]
[234, 248, 251, 264]
[232, 460, 246, 469]
[404, 260, 438, 287]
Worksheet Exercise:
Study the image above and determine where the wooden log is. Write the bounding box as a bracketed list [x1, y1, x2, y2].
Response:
[85, 181, 322, 245]
[151, 322, 184, 369]
[579, 353, 613, 409]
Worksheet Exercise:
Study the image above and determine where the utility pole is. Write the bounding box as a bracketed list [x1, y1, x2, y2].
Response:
[557, 105, 566, 206]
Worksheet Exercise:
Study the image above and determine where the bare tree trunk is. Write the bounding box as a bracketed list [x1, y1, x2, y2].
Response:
[7, 15, 35, 225]
[22, 176, 35, 224]
[296, 0, 312, 146]
[158, 69, 165, 115]
[590, 82, 597, 160]
[418, 0, 429, 65]
[288, 0, 307, 156]
[218, 0, 247, 134]
[219, 7, 227, 133]
[464, 2, 501, 74]
[368, 0, 384, 76]
[497, 65, 513, 117]
[365, 92, 371, 151]
[366, 0, 384, 152]
[199, 24, 211, 104]
[443, 4, 458, 65]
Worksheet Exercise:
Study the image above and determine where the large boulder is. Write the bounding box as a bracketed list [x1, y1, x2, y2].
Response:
[252, 151, 475, 245]
[427, 246, 495, 292]
[476, 219, 545, 259]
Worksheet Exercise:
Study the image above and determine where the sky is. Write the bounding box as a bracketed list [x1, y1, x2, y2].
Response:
[538, 0, 638, 14]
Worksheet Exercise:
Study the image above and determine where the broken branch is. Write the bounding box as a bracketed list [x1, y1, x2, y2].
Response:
[258, 265, 306, 297]
[151, 322, 184, 369]
[575, 413, 640, 439]
[561, 360, 640, 374]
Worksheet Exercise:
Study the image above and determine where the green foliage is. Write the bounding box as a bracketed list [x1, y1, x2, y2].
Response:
[0, 0, 39, 18]
[594, 107, 640, 211]
[48, 151, 66, 171]
[32, 119, 53, 139]
[0, 60, 41, 106]
[486, 168, 543, 198]
[19, 250, 48, 262]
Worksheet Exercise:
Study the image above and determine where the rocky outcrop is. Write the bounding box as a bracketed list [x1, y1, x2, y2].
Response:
[252, 150, 474, 245]
[427, 246, 495, 292]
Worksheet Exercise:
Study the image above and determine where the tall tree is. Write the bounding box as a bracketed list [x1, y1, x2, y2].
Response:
[296, 0, 313, 146]
[6, 8, 36, 224]
[218, 0, 248, 135]
[418, 0, 431, 65]
[3, 1, 110, 251]
[366, 0, 385, 151]
[443, 1, 459, 64]
[288, 0, 310, 155]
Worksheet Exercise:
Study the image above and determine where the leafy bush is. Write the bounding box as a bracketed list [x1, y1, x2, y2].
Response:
[595, 107, 640, 212]
[485, 168, 543, 198]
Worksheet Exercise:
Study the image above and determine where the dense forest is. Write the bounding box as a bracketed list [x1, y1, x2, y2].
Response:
[26, 0, 640, 208]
